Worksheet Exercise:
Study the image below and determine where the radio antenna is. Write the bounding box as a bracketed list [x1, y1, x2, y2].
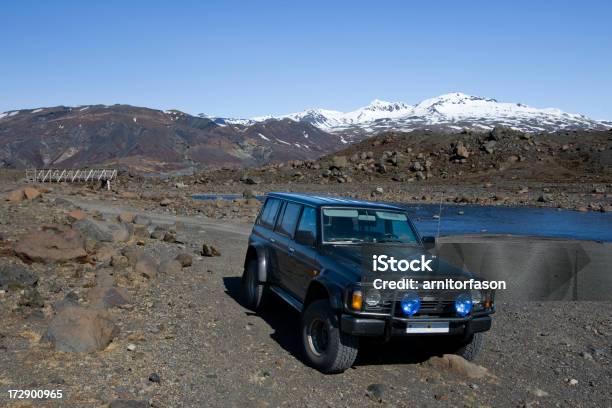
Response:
[436, 192, 443, 238]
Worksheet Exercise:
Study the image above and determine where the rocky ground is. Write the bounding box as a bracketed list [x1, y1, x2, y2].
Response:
[0, 178, 611, 408]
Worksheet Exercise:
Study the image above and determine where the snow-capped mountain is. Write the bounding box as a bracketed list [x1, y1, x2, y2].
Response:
[212, 93, 609, 135]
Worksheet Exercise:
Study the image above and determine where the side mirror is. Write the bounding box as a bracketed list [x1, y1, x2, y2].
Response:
[295, 230, 316, 247]
[422, 236, 436, 250]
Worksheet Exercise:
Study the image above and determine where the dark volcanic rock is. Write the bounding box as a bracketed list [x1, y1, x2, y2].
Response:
[0, 264, 38, 289]
[201, 244, 221, 257]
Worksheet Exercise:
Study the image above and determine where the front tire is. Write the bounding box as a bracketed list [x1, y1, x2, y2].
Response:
[301, 300, 359, 373]
[453, 332, 484, 361]
[241, 259, 266, 310]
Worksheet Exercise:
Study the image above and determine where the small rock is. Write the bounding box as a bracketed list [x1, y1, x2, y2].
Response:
[118, 212, 135, 223]
[201, 244, 221, 257]
[67, 209, 88, 221]
[163, 231, 177, 243]
[568, 378, 578, 386]
[528, 387, 549, 397]
[132, 224, 150, 240]
[423, 354, 491, 379]
[127, 343, 136, 351]
[18, 288, 44, 308]
[538, 194, 553, 203]
[366, 383, 385, 403]
[158, 259, 182, 274]
[244, 177, 260, 185]
[134, 256, 158, 279]
[150, 226, 167, 240]
[159, 198, 173, 207]
[148, 373, 161, 383]
[175, 253, 193, 267]
[133, 215, 151, 226]
[23, 187, 42, 200]
[111, 255, 129, 268]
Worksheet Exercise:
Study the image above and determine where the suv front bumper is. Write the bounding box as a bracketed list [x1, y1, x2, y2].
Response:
[340, 314, 492, 337]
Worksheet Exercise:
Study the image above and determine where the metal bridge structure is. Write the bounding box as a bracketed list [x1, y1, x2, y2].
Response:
[25, 169, 118, 189]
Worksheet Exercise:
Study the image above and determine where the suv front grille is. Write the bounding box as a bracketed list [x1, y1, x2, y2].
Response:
[364, 289, 462, 318]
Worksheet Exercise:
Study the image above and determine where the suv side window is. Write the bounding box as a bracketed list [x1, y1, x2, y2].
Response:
[259, 198, 281, 228]
[275, 202, 302, 237]
[296, 206, 317, 235]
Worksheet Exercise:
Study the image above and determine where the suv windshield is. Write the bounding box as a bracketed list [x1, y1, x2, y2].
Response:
[322, 208, 419, 244]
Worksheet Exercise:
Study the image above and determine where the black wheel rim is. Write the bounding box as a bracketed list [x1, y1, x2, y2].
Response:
[307, 318, 329, 357]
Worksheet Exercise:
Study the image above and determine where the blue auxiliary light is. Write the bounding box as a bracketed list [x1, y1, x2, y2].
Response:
[400, 292, 420, 317]
[455, 294, 473, 317]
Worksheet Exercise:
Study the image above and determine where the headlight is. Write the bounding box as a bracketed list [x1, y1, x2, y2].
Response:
[470, 289, 483, 305]
[400, 292, 420, 316]
[364, 290, 381, 307]
[454, 294, 473, 317]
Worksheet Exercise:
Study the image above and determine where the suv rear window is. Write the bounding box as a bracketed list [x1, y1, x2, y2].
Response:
[275, 202, 302, 237]
[259, 198, 281, 227]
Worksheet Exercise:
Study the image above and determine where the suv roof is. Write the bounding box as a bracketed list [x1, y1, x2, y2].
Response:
[266, 192, 406, 211]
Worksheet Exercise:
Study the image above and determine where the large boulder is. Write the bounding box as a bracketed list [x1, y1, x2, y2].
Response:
[0, 264, 38, 290]
[14, 225, 87, 264]
[42, 306, 118, 352]
[73, 219, 129, 243]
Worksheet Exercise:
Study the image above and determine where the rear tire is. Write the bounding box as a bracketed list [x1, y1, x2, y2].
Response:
[241, 259, 266, 310]
[301, 300, 359, 373]
[453, 332, 484, 361]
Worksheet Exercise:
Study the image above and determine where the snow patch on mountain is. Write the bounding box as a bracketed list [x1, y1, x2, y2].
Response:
[252, 93, 610, 133]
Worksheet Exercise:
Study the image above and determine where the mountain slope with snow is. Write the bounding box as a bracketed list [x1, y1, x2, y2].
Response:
[242, 93, 610, 135]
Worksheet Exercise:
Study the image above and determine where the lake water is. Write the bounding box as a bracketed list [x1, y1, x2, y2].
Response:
[192, 194, 612, 242]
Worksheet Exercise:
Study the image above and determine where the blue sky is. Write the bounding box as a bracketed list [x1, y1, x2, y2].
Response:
[1, 1, 611, 119]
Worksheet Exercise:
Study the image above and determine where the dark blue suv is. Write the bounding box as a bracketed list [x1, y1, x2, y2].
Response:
[242, 193, 494, 373]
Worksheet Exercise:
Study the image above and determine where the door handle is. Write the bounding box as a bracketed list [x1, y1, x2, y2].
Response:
[288, 247, 295, 254]
[269, 238, 276, 243]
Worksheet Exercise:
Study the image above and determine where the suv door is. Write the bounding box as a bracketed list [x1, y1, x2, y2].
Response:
[287, 205, 320, 300]
[273, 201, 303, 296]
[255, 197, 283, 285]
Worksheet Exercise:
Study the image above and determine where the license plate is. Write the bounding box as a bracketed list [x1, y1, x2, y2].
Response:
[406, 322, 449, 333]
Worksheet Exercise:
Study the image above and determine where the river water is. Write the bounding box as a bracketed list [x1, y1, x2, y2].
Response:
[192, 194, 612, 242]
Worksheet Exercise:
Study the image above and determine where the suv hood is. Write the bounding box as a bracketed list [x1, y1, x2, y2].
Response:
[322, 244, 475, 279]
